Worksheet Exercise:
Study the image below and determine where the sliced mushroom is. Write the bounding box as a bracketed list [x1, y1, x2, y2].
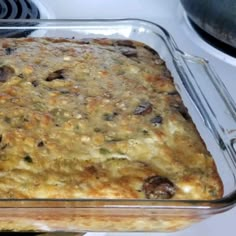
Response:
[143, 45, 158, 55]
[46, 69, 66, 81]
[5, 47, 16, 55]
[171, 104, 191, 120]
[31, 80, 39, 87]
[0, 66, 14, 83]
[167, 90, 178, 96]
[134, 101, 153, 115]
[18, 73, 24, 79]
[150, 115, 163, 125]
[120, 48, 138, 58]
[116, 40, 136, 48]
[179, 108, 191, 120]
[142, 175, 175, 199]
[23, 155, 33, 163]
[78, 39, 90, 44]
[37, 141, 44, 147]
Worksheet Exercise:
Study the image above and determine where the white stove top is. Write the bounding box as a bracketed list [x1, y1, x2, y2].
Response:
[33, 0, 236, 235]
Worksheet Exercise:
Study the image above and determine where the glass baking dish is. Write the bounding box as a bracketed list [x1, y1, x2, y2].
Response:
[0, 18, 235, 233]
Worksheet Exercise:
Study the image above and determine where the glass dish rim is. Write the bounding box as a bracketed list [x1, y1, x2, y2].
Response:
[0, 18, 235, 211]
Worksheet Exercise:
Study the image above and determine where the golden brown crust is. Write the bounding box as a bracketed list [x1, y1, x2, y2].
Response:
[0, 37, 223, 201]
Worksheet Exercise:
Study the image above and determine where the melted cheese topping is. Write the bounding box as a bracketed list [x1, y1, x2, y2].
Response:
[0, 38, 222, 200]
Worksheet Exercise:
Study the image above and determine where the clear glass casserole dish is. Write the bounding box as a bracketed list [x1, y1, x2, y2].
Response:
[0, 18, 235, 233]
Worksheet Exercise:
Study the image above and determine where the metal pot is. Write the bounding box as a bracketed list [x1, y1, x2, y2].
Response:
[180, 0, 236, 48]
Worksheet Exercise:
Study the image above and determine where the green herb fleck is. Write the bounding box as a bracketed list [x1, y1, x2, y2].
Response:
[103, 112, 118, 121]
[1, 143, 8, 150]
[209, 188, 218, 197]
[60, 90, 70, 94]
[103, 113, 114, 121]
[105, 137, 123, 142]
[4, 117, 11, 123]
[75, 125, 80, 130]
[99, 148, 111, 155]
[94, 127, 102, 132]
[117, 150, 126, 155]
[142, 130, 149, 135]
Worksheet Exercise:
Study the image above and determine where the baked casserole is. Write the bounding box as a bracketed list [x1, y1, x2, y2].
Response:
[0, 37, 222, 201]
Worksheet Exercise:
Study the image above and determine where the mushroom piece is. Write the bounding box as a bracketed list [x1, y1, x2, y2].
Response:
[171, 104, 191, 120]
[120, 48, 138, 58]
[116, 40, 136, 48]
[134, 101, 153, 115]
[0, 66, 14, 83]
[142, 175, 176, 199]
[5, 47, 16, 55]
[150, 115, 163, 125]
[46, 69, 66, 81]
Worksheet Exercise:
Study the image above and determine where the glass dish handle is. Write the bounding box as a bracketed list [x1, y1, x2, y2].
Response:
[174, 52, 236, 161]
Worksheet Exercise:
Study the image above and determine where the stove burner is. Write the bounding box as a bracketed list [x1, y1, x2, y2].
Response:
[0, 234, 39, 235]
[189, 18, 236, 58]
[0, 0, 40, 19]
[0, 0, 40, 37]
